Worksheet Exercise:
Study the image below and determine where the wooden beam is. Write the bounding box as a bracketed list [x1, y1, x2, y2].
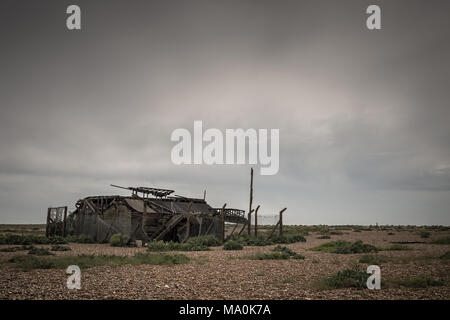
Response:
[221, 203, 227, 243]
[248, 168, 253, 235]
[279, 208, 286, 236]
[254, 205, 260, 237]
[63, 206, 67, 237]
[45, 207, 51, 237]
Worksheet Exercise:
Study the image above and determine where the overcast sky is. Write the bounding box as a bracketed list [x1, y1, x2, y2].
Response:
[1, 0, 449, 225]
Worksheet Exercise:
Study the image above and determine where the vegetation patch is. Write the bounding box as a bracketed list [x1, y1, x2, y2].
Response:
[27, 246, 54, 256]
[380, 244, 411, 251]
[147, 236, 221, 252]
[310, 240, 378, 254]
[223, 240, 243, 250]
[388, 276, 445, 288]
[7, 253, 189, 271]
[228, 233, 306, 247]
[66, 234, 95, 244]
[110, 233, 128, 247]
[0, 245, 31, 252]
[318, 268, 368, 289]
[439, 251, 450, 260]
[0, 234, 67, 245]
[431, 237, 450, 245]
[272, 245, 305, 259]
[418, 231, 431, 239]
[247, 245, 305, 260]
[317, 235, 331, 239]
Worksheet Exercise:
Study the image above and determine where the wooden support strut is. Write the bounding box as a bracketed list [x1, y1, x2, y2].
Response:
[254, 205, 260, 237]
[238, 209, 254, 236]
[221, 203, 227, 243]
[268, 208, 287, 240]
[182, 202, 193, 243]
[45, 207, 51, 237]
[248, 168, 253, 235]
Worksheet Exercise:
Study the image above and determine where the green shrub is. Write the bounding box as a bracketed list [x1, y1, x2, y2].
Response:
[228, 233, 306, 247]
[272, 234, 306, 244]
[110, 233, 127, 247]
[146, 238, 213, 252]
[67, 234, 95, 243]
[48, 236, 69, 244]
[146, 240, 168, 251]
[186, 235, 221, 247]
[317, 235, 331, 239]
[0, 234, 49, 245]
[390, 276, 444, 288]
[27, 246, 54, 256]
[431, 237, 450, 245]
[0, 245, 30, 252]
[320, 268, 368, 289]
[311, 240, 378, 254]
[418, 231, 431, 239]
[272, 245, 305, 259]
[439, 251, 450, 260]
[223, 240, 243, 250]
[8, 255, 55, 271]
[7, 252, 189, 271]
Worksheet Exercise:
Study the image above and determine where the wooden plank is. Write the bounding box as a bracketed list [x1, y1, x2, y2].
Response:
[254, 205, 260, 237]
[248, 168, 253, 235]
[221, 203, 227, 243]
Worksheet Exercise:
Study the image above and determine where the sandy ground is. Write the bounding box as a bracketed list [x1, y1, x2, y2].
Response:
[0, 230, 449, 300]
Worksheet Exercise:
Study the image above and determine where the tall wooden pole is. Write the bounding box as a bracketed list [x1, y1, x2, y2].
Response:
[248, 168, 253, 235]
[221, 203, 227, 243]
[46, 207, 51, 237]
[254, 205, 260, 237]
[279, 208, 287, 236]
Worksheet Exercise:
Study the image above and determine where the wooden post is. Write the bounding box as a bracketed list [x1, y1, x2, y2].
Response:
[183, 202, 193, 243]
[203, 190, 206, 200]
[279, 208, 287, 236]
[248, 167, 253, 235]
[186, 214, 190, 240]
[46, 207, 51, 237]
[221, 203, 227, 243]
[254, 205, 260, 237]
[63, 206, 68, 237]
